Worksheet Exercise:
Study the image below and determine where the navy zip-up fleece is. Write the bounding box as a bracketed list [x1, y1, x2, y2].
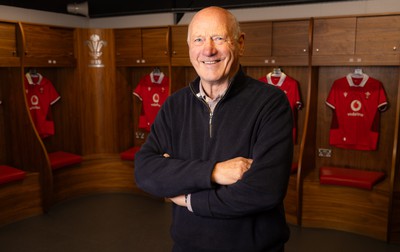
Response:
[135, 68, 293, 251]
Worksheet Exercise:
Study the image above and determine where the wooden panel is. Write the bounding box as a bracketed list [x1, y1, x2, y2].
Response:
[51, 154, 147, 204]
[302, 180, 389, 241]
[115, 27, 169, 66]
[298, 67, 319, 179]
[0, 57, 19, 67]
[22, 56, 76, 67]
[271, 55, 308, 66]
[284, 174, 299, 225]
[115, 67, 135, 151]
[0, 172, 42, 227]
[0, 68, 7, 163]
[312, 17, 356, 56]
[312, 16, 400, 66]
[284, 67, 308, 162]
[171, 57, 191, 66]
[170, 66, 197, 94]
[239, 57, 270, 66]
[0, 22, 17, 58]
[76, 28, 118, 155]
[388, 71, 400, 244]
[134, 56, 170, 66]
[272, 20, 310, 56]
[312, 54, 400, 66]
[22, 24, 75, 67]
[240, 21, 272, 58]
[0, 21, 20, 66]
[142, 27, 169, 62]
[390, 191, 400, 243]
[171, 25, 189, 59]
[356, 15, 400, 56]
[240, 55, 307, 66]
[114, 28, 142, 65]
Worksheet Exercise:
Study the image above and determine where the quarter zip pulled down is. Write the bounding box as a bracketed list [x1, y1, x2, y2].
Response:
[194, 93, 214, 139]
[191, 81, 230, 139]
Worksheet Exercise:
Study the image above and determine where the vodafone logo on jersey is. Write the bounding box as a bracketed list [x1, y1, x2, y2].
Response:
[30, 95, 41, 110]
[348, 100, 364, 117]
[151, 93, 161, 107]
[350, 100, 362, 111]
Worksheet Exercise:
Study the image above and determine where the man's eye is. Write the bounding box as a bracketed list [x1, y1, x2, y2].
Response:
[213, 36, 226, 45]
[193, 38, 204, 44]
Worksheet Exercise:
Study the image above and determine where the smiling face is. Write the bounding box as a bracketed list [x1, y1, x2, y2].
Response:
[187, 7, 244, 87]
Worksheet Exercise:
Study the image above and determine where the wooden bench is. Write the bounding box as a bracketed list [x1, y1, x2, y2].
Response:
[319, 166, 385, 190]
[48, 151, 82, 170]
[120, 146, 141, 161]
[0, 165, 26, 184]
[0, 165, 42, 226]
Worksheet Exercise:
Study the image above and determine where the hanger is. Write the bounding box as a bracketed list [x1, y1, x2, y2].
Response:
[351, 68, 364, 78]
[271, 67, 282, 77]
[152, 67, 161, 76]
[28, 68, 39, 77]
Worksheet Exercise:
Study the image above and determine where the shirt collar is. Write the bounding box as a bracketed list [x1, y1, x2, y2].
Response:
[150, 71, 164, 84]
[25, 72, 43, 85]
[346, 73, 369, 87]
[266, 72, 287, 87]
[197, 80, 229, 102]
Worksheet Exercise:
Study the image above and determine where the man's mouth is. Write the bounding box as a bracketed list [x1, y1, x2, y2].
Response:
[202, 60, 221, 64]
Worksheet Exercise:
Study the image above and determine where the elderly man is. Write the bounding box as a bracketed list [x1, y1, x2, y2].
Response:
[135, 6, 293, 252]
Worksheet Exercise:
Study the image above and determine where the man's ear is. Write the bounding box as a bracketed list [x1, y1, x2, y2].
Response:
[238, 33, 245, 56]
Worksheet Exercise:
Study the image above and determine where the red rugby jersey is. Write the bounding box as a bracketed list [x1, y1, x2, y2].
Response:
[133, 72, 169, 132]
[25, 72, 61, 138]
[326, 73, 387, 150]
[259, 72, 302, 143]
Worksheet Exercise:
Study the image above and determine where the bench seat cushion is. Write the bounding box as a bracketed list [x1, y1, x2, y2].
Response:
[0, 165, 26, 185]
[48, 151, 82, 170]
[320, 166, 385, 190]
[120, 146, 141, 161]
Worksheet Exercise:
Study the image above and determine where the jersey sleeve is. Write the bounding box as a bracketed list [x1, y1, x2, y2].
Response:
[133, 77, 145, 101]
[48, 80, 61, 105]
[377, 81, 388, 111]
[291, 78, 302, 110]
[326, 81, 337, 110]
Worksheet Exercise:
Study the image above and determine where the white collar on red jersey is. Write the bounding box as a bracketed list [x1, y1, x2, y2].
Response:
[266, 72, 286, 87]
[346, 73, 369, 87]
[25, 72, 43, 85]
[150, 72, 164, 84]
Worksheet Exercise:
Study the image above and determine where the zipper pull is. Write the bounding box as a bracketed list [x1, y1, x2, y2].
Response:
[209, 112, 213, 138]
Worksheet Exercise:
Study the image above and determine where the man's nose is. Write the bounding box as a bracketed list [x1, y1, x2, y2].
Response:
[202, 38, 217, 56]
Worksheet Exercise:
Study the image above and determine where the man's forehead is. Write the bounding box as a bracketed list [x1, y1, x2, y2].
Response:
[189, 23, 229, 37]
[190, 31, 227, 37]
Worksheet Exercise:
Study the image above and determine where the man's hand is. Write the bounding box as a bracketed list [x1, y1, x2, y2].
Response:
[169, 195, 186, 207]
[211, 157, 253, 185]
